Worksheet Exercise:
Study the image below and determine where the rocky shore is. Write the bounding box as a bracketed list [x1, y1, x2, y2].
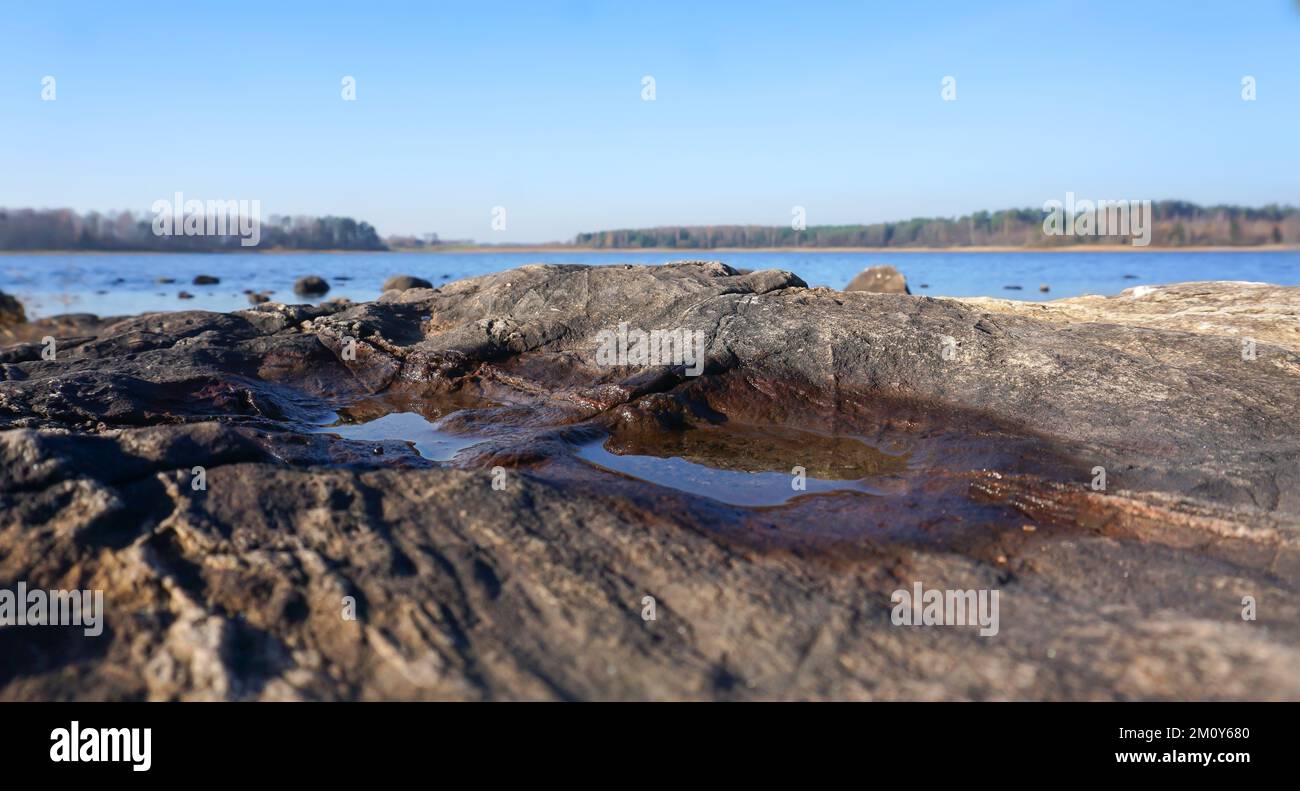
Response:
[2, 262, 1298, 700]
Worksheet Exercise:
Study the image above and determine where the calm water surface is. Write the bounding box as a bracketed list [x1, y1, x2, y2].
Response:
[3, 250, 1297, 319]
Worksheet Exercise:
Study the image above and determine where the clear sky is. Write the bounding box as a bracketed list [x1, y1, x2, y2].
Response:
[2, 0, 1297, 242]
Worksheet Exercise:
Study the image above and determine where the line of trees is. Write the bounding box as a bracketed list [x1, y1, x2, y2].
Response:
[5, 201, 1297, 251]
[572, 203, 1300, 249]
[0, 209, 386, 251]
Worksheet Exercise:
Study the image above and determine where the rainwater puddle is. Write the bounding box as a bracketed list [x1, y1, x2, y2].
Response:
[315, 410, 488, 461]
[576, 424, 909, 507]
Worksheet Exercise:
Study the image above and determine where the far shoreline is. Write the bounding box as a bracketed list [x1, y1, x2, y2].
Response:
[410, 243, 1300, 255]
[2, 244, 1298, 256]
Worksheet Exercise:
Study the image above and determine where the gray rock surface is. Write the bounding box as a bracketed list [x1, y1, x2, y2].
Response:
[1, 262, 1297, 700]
[957, 281, 1300, 353]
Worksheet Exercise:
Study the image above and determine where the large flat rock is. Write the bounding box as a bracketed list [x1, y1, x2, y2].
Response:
[2, 263, 1297, 700]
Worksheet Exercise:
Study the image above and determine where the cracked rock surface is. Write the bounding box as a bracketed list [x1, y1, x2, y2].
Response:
[2, 262, 1297, 700]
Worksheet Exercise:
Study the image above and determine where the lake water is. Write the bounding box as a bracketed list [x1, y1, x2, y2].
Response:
[3, 250, 1298, 320]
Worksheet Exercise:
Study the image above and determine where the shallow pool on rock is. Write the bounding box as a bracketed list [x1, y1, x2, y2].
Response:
[315, 411, 488, 461]
[577, 424, 910, 507]
[314, 395, 914, 507]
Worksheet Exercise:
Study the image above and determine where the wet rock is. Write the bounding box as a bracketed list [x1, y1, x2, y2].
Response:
[157, 277, 176, 284]
[247, 292, 270, 305]
[177, 291, 194, 299]
[1039, 284, 1050, 292]
[1, 262, 1298, 701]
[382, 275, 433, 291]
[0, 291, 26, 326]
[294, 276, 330, 296]
[844, 264, 909, 294]
[193, 275, 220, 285]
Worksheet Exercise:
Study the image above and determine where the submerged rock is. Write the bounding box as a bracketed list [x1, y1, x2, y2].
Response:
[1, 262, 1298, 701]
[192, 275, 220, 285]
[844, 264, 910, 294]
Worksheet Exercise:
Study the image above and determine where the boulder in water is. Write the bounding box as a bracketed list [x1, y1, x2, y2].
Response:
[294, 276, 330, 296]
[382, 275, 433, 291]
[844, 265, 910, 294]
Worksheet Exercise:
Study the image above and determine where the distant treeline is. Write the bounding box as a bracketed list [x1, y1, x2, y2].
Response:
[572, 202, 1300, 249]
[7, 202, 1299, 252]
[384, 232, 475, 249]
[0, 208, 386, 251]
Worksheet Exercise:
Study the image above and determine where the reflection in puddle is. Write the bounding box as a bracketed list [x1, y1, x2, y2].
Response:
[316, 411, 486, 461]
[577, 425, 909, 507]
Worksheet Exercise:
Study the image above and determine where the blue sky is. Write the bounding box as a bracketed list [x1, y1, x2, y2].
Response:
[2, 0, 1297, 242]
